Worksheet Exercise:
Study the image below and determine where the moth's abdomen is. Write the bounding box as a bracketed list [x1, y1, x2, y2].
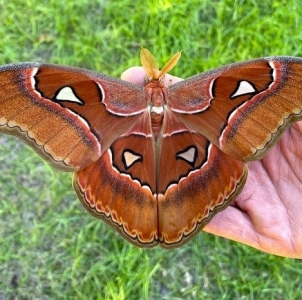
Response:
[150, 112, 164, 139]
[145, 81, 168, 139]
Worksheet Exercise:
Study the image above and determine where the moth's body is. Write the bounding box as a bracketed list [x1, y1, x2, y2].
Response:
[1, 48, 302, 248]
[145, 80, 167, 139]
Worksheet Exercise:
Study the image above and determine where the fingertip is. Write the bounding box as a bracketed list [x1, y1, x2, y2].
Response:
[162, 74, 183, 86]
[121, 67, 147, 86]
[121, 67, 184, 86]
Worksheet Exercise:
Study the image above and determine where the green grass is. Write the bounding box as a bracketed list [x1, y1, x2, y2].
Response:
[1, 0, 302, 298]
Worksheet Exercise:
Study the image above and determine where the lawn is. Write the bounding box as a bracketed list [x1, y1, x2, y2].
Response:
[1, 0, 302, 299]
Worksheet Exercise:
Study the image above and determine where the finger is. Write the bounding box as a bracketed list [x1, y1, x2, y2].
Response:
[121, 66, 183, 86]
[121, 67, 147, 86]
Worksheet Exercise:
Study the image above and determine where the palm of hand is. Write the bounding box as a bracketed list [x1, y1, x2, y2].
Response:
[205, 123, 302, 258]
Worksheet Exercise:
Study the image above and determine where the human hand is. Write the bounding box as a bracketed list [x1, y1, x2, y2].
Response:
[204, 123, 302, 258]
[122, 67, 302, 258]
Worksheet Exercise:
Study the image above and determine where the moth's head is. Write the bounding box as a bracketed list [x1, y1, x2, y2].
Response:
[140, 47, 181, 83]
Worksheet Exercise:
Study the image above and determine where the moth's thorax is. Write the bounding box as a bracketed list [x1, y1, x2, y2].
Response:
[145, 80, 168, 139]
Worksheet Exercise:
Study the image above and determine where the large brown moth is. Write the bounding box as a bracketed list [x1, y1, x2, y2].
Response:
[1, 48, 302, 248]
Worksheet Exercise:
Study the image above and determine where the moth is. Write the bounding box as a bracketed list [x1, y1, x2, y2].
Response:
[1, 48, 302, 248]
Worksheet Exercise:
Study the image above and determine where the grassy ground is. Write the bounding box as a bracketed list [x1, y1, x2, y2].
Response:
[1, 0, 302, 299]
